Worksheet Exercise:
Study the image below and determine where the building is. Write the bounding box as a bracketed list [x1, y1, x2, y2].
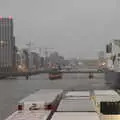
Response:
[16, 47, 42, 72]
[49, 52, 65, 67]
[31, 52, 40, 71]
[80, 59, 98, 69]
[40, 57, 45, 67]
[16, 49, 29, 72]
[0, 16, 16, 72]
[16, 49, 41, 72]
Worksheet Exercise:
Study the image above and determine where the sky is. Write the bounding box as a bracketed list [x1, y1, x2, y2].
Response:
[0, 0, 120, 58]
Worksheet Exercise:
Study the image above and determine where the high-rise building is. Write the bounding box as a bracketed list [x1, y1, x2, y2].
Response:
[0, 16, 16, 72]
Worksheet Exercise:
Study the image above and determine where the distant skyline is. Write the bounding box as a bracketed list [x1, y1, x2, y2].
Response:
[0, 0, 120, 58]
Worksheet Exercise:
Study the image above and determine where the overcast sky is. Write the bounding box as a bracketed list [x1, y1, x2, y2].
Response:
[0, 0, 120, 58]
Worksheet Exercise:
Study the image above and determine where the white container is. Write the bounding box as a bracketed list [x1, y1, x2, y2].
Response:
[20, 89, 63, 103]
[57, 99, 95, 112]
[95, 95, 120, 104]
[94, 90, 119, 96]
[5, 110, 51, 120]
[35, 89, 63, 95]
[64, 96, 90, 100]
[19, 89, 63, 110]
[65, 91, 90, 97]
[100, 114, 120, 120]
[51, 112, 100, 120]
[94, 95, 120, 113]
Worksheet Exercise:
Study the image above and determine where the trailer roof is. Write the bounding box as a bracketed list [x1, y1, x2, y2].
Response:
[64, 96, 90, 100]
[65, 91, 90, 97]
[94, 90, 118, 96]
[20, 89, 63, 104]
[51, 112, 99, 120]
[95, 95, 120, 102]
[57, 99, 95, 112]
[5, 110, 51, 120]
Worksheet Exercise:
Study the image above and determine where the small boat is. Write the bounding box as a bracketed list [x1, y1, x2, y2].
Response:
[49, 68, 62, 80]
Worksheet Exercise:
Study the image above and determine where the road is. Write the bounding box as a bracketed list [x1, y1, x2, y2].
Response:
[0, 73, 108, 120]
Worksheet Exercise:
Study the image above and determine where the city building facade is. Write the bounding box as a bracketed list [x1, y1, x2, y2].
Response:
[16, 49, 29, 72]
[0, 16, 16, 72]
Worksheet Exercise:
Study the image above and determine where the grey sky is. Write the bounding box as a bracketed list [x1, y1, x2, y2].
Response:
[0, 0, 120, 58]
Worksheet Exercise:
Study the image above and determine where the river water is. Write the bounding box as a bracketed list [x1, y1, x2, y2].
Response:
[0, 73, 107, 120]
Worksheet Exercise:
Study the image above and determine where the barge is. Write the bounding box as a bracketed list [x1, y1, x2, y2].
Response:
[5, 89, 120, 120]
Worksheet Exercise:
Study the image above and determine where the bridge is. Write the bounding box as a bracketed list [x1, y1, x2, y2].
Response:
[0, 70, 103, 78]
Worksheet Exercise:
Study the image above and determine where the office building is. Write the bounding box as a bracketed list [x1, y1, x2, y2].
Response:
[0, 16, 16, 72]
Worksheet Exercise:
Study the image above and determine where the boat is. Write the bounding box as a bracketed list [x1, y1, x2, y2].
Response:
[105, 39, 120, 89]
[49, 68, 62, 80]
